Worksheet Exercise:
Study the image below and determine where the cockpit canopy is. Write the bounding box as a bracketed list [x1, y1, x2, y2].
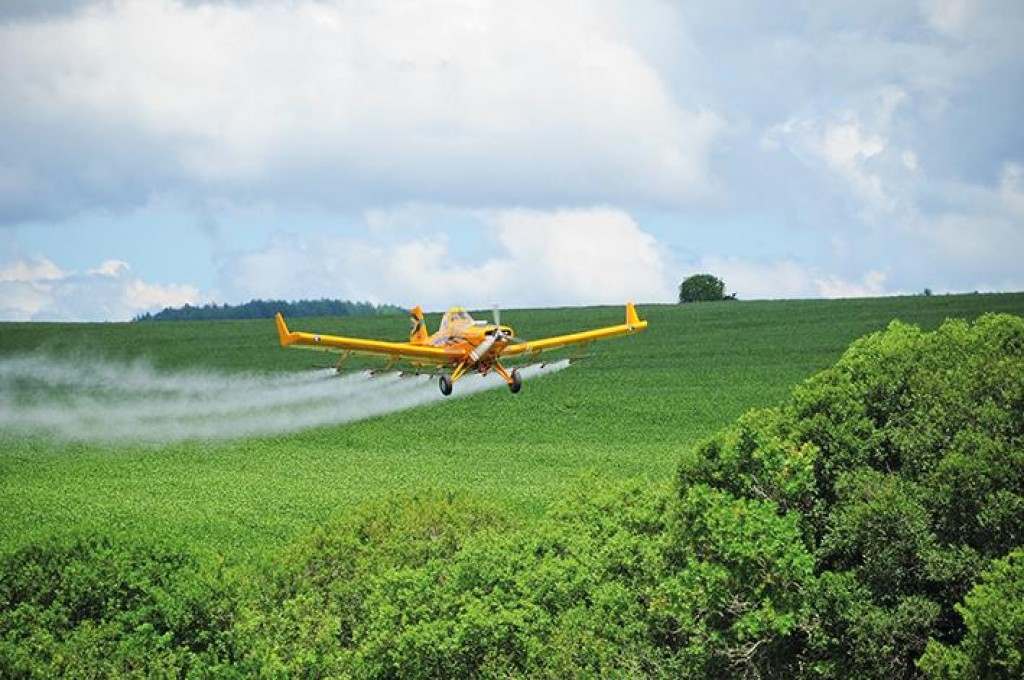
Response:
[438, 307, 475, 333]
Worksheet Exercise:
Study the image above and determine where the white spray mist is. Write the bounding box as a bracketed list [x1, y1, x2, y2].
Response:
[0, 355, 570, 446]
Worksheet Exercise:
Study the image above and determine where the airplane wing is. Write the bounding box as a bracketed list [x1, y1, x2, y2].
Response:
[501, 302, 648, 359]
[275, 313, 456, 366]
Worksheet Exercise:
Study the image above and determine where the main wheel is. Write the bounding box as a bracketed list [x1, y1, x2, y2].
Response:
[439, 375, 453, 396]
[509, 369, 522, 394]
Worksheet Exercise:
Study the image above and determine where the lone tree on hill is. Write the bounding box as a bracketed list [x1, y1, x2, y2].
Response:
[679, 273, 727, 303]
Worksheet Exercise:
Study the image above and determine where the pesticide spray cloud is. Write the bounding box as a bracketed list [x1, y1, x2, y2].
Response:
[0, 355, 570, 445]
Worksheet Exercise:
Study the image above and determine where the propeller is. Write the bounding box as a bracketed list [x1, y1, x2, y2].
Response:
[491, 303, 526, 345]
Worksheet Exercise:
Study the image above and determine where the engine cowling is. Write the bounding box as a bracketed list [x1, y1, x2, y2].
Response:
[469, 333, 499, 363]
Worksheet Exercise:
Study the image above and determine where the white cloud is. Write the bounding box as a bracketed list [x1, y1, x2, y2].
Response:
[0, 255, 64, 282]
[921, 0, 972, 36]
[124, 279, 198, 313]
[906, 210, 1024, 290]
[487, 208, 675, 305]
[88, 259, 130, 277]
[820, 120, 891, 213]
[880, 162, 1024, 294]
[696, 256, 817, 300]
[696, 255, 896, 300]
[761, 87, 915, 222]
[815, 270, 890, 298]
[218, 207, 676, 310]
[902, 151, 919, 171]
[0, 256, 199, 321]
[821, 122, 886, 171]
[920, 0, 1024, 54]
[1001, 162, 1024, 217]
[0, 0, 721, 217]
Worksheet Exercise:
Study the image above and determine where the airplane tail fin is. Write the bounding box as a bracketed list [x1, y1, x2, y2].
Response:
[409, 306, 429, 344]
[625, 302, 645, 330]
[275, 312, 295, 346]
[622, 301, 638, 327]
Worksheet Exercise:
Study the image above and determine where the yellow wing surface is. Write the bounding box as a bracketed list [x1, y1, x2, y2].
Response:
[502, 302, 648, 359]
[275, 313, 455, 365]
[275, 303, 647, 366]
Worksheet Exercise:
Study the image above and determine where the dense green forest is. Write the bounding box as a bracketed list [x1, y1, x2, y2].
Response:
[133, 298, 404, 322]
[2, 311, 1021, 677]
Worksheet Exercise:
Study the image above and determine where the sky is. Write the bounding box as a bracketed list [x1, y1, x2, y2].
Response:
[1, 0, 1022, 321]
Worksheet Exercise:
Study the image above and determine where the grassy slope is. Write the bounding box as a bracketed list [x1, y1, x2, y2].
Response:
[2, 293, 1022, 561]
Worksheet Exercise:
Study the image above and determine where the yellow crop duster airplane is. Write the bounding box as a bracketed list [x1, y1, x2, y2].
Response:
[275, 303, 648, 395]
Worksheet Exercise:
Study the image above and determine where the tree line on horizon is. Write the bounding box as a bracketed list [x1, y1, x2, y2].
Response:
[133, 298, 405, 322]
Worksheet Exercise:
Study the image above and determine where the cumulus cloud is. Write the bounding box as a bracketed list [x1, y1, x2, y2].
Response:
[815, 270, 890, 298]
[730, 0, 1022, 238]
[694, 256, 818, 300]
[0, 0, 720, 221]
[0, 256, 63, 283]
[760, 86, 917, 223]
[0, 256, 199, 321]
[902, 214, 1024, 294]
[695, 255, 894, 300]
[920, 0, 1024, 54]
[486, 208, 674, 304]
[218, 206, 676, 310]
[750, 19, 1023, 296]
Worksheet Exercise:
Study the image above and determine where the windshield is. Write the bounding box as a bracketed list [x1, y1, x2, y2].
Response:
[439, 308, 473, 332]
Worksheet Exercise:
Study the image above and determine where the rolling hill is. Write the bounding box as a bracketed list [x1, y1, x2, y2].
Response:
[1, 292, 1021, 558]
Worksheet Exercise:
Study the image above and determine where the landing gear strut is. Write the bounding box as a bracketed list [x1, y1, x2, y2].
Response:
[437, 363, 521, 396]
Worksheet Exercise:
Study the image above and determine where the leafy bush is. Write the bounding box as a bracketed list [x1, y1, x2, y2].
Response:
[689, 313, 1023, 677]
[240, 478, 818, 677]
[0, 534, 238, 678]
[919, 547, 1024, 679]
[232, 489, 510, 676]
[655, 484, 814, 677]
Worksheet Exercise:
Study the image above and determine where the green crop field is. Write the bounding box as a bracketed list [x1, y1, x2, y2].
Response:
[2, 293, 1022, 562]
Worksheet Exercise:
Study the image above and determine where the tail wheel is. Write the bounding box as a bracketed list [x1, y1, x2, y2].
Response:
[509, 369, 522, 394]
[439, 375, 453, 396]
